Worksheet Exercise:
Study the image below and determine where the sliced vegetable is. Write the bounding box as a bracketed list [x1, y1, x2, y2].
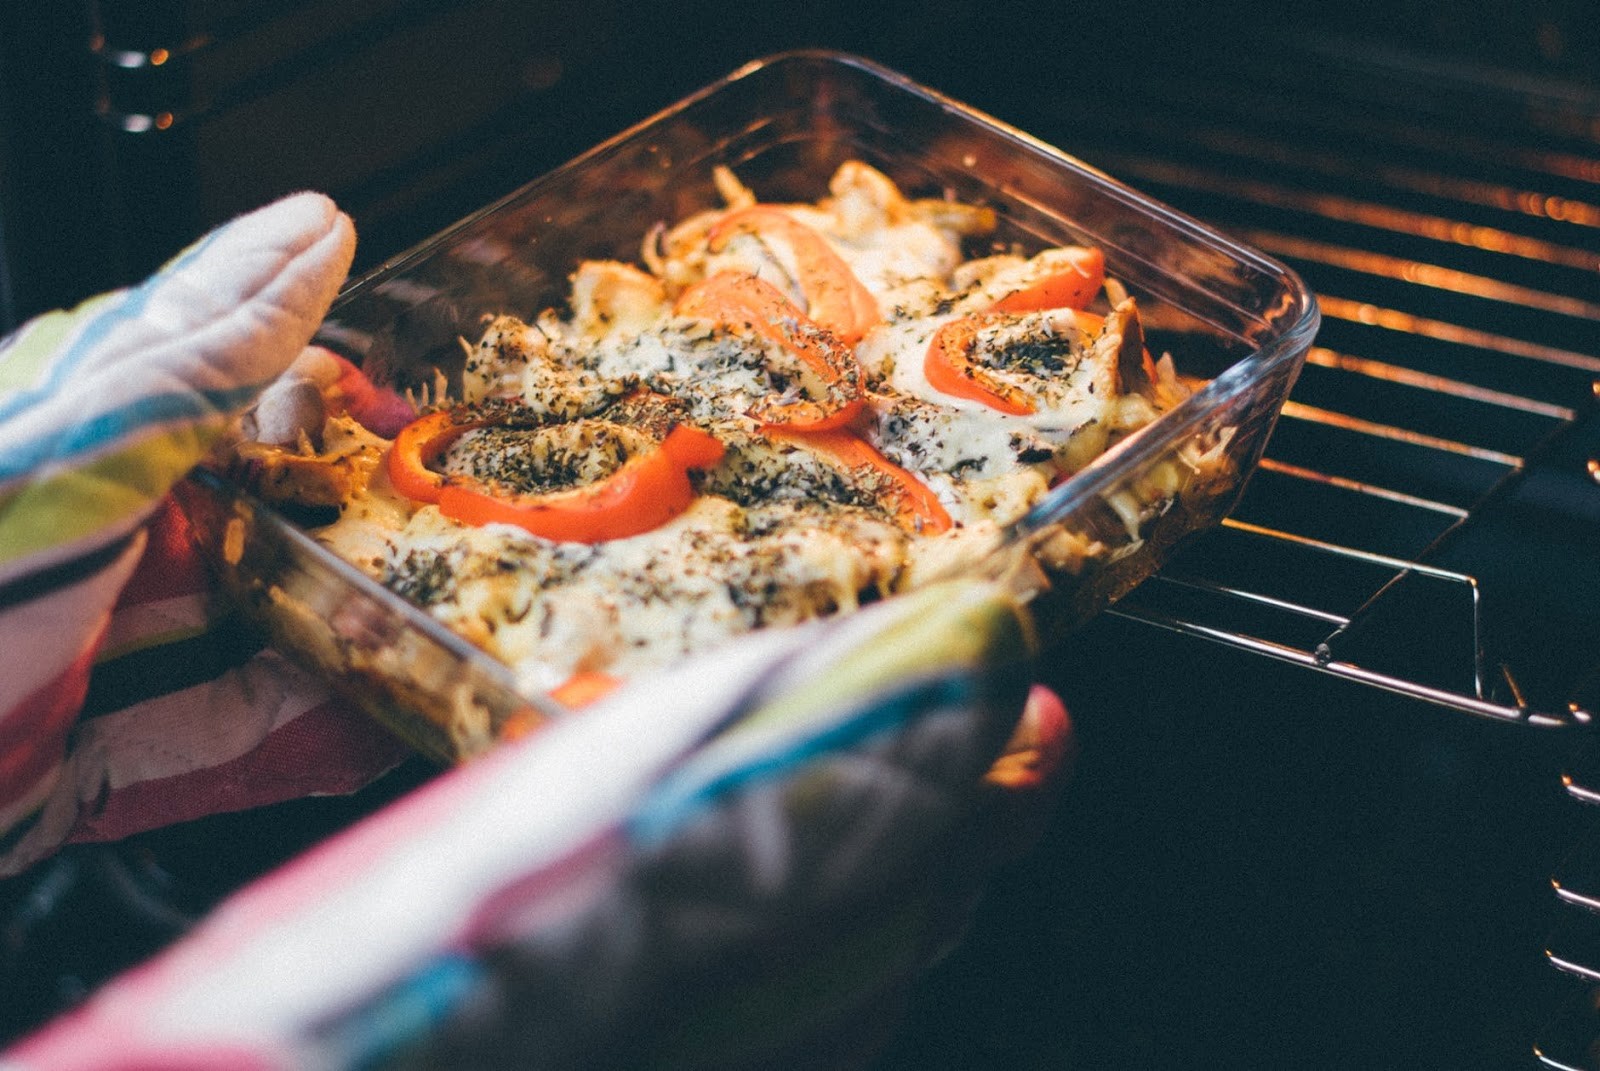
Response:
[322, 350, 418, 438]
[707, 205, 880, 344]
[496, 707, 547, 743]
[436, 423, 725, 543]
[770, 428, 952, 535]
[987, 246, 1105, 315]
[676, 272, 864, 431]
[386, 409, 480, 503]
[1073, 310, 1106, 337]
[923, 314, 1037, 417]
[492, 669, 624, 742]
[492, 672, 626, 741]
[549, 671, 622, 709]
[923, 246, 1112, 415]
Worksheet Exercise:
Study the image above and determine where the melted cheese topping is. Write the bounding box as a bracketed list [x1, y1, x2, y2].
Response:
[291, 162, 1185, 693]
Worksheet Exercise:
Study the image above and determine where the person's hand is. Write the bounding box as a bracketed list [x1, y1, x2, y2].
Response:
[980, 683, 1077, 862]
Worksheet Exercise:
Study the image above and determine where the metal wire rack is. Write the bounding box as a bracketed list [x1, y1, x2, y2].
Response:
[1036, 35, 1600, 733]
[1026, 30, 1600, 1067]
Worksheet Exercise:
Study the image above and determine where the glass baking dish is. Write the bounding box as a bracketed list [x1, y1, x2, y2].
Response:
[181, 50, 1319, 763]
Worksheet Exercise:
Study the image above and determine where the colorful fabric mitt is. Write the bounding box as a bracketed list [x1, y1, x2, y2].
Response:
[0, 192, 404, 878]
[2, 575, 1053, 1071]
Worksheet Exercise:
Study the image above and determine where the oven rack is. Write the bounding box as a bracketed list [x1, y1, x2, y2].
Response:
[1020, 36, 1600, 1065]
[1111, 517, 1566, 728]
[1036, 34, 1600, 734]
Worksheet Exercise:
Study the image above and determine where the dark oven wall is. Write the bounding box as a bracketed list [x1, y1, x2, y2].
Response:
[1, 0, 638, 328]
[0, 0, 907, 326]
[2, 1, 1596, 330]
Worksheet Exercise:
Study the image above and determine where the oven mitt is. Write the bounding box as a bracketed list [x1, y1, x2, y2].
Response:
[0, 192, 405, 878]
[2, 574, 1070, 1071]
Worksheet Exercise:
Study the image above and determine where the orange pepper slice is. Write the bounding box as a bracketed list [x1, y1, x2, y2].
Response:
[435, 423, 724, 543]
[496, 707, 546, 743]
[923, 314, 1038, 417]
[676, 272, 864, 432]
[386, 409, 480, 503]
[388, 409, 725, 544]
[707, 205, 880, 344]
[923, 246, 1108, 416]
[986, 246, 1105, 315]
[549, 671, 622, 709]
[769, 427, 952, 535]
[497, 671, 622, 743]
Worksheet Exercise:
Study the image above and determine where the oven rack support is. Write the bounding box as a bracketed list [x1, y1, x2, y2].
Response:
[1113, 519, 1589, 730]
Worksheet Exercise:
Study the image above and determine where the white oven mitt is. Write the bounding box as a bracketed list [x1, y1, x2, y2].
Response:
[2, 575, 1070, 1071]
[0, 193, 400, 877]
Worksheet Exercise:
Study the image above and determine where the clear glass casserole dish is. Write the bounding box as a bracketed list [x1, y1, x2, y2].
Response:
[180, 50, 1319, 763]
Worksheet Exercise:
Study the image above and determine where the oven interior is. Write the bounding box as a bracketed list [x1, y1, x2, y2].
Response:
[1, 5, 1597, 1067]
[887, 21, 1600, 1069]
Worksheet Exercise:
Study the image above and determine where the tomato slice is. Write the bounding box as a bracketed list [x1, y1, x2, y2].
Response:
[707, 205, 879, 344]
[676, 272, 864, 431]
[771, 428, 952, 535]
[436, 423, 725, 543]
[987, 246, 1105, 315]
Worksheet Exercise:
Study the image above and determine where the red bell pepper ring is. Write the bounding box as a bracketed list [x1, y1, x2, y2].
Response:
[387, 407, 725, 544]
[675, 272, 864, 432]
[923, 314, 1038, 417]
[386, 409, 480, 503]
[435, 423, 726, 544]
[986, 246, 1105, 315]
[706, 205, 880, 344]
[770, 427, 952, 535]
[923, 246, 1110, 416]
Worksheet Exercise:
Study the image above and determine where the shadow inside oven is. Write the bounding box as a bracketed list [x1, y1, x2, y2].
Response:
[877, 613, 1588, 1070]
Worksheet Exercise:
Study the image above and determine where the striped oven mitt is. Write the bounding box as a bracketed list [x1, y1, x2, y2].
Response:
[0, 192, 406, 878]
[2, 575, 1072, 1071]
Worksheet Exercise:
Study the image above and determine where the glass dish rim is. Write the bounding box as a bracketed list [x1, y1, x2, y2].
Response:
[193, 48, 1321, 732]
